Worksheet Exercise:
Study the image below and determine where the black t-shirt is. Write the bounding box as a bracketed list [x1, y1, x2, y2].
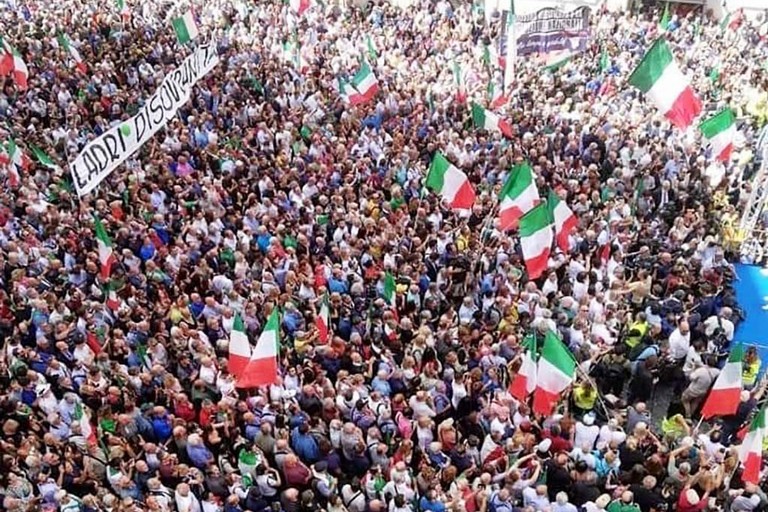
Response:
[630, 484, 665, 512]
[545, 461, 571, 501]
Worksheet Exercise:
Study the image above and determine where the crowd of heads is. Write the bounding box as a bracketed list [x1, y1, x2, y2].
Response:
[0, 0, 767, 511]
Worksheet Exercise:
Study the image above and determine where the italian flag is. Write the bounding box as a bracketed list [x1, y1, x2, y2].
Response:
[509, 336, 537, 400]
[316, 294, 330, 344]
[116, 0, 130, 16]
[229, 313, 252, 378]
[700, 108, 737, 162]
[172, 11, 199, 45]
[383, 272, 397, 309]
[532, 330, 576, 416]
[426, 153, 476, 210]
[105, 282, 121, 311]
[0, 37, 29, 90]
[236, 309, 280, 389]
[701, 344, 743, 419]
[93, 214, 116, 281]
[499, 162, 539, 231]
[57, 33, 87, 74]
[366, 35, 378, 61]
[8, 139, 31, 172]
[628, 38, 701, 130]
[453, 60, 467, 103]
[30, 145, 58, 169]
[547, 190, 578, 252]
[471, 102, 513, 138]
[350, 62, 379, 104]
[519, 202, 553, 280]
[542, 51, 574, 72]
[739, 406, 767, 484]
[338, 77, 360, 104]
[487, 82, 509, 110]
[290, 0, 312, 15]
[73, 401, 97, 445]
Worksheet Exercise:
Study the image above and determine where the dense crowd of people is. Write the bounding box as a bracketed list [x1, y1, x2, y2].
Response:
[1, 0, 768, 511]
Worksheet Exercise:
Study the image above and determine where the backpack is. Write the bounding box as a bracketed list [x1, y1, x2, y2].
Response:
[628, 341, 649, 361]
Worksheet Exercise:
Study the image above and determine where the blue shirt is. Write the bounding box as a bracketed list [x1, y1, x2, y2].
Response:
[419, 498, 446, 512]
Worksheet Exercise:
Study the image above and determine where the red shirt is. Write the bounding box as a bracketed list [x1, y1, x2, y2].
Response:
[542, 430, 573, 454]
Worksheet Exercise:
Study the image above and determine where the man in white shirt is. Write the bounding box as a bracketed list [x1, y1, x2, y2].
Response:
[703, 308, 735, 344]
[668, 320, 691, 362]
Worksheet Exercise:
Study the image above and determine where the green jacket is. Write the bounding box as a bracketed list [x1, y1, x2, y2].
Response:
[606, 501, 642, 512]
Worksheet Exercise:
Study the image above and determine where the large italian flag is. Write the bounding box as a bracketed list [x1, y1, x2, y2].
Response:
[351, 62, 379, 104]
[701, 344, 743, 419]
[228, 313, 252, 378]
[740, 406, 767, 484]
[509, 335, 537, 400]
[700, 108, 737, 162]
[93, 214, 116, 281]
[499, 162, 539, 231]
[426, 153, 476, 210]
[315, 294, 330, 344]
[236, 309, 280, 388]
[547, 190, 577, 252]
[519, 202, 552, 280]
[628, 38, 701, 129]
[532, 330, 576, 416]
[0, 37, 29, 90]
[471, 102, 513, 138]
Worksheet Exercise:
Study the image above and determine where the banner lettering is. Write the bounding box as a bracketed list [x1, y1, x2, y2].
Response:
[70, 43, 220, 197]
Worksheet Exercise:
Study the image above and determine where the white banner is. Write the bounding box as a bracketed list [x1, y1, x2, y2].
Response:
[70, 43, 220, 197]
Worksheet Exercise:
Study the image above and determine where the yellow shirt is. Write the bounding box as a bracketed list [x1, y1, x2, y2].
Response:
[573, 386, 597, 410]
[744, 358, 761, 387]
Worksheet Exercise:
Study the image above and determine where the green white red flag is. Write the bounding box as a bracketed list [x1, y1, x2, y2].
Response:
[700, 108, 737, 162]
[453, 60, 466, 103]
[518, 202, 553, 280]
[547, 190, 577, 252]
[350, 62, 379, 104]
[509, 336, 537, 400]
[487, 82, 509, 110]
[426, 153, 476, 210]
[57, 33, 87, 74]
[93, 214, 116, 281]
[229, 313, 252, 378]
[701, 344, 743, 418]
[628, 38, 701, 129]
[0, 37, 29, 89]
[171, 11, 199, 45]
[532, 330, 576, 416]
[316, 294, 330, 344]
[236, 309, 280, 388]
[471, 102, 513, 138]
[739, 406, 766, 484]
[73, 401, 97, 445]
[499, 162, 539, 231]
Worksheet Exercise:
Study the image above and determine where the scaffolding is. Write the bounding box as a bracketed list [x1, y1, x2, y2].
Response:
[739, 137, 768, 263]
